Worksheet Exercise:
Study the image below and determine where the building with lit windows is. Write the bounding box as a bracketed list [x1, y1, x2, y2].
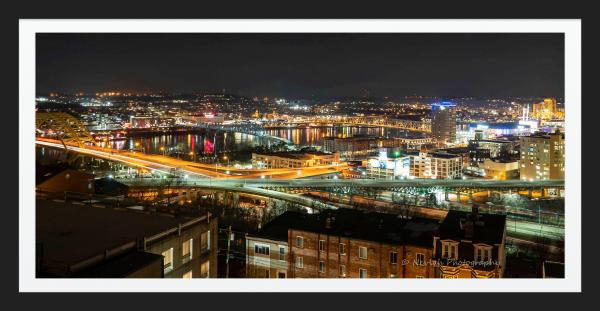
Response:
[433, 206, 506, 278]
[245, 213, 294, 278]
[252, 151, 339, 169]
[365, 150, 410, 180]
[532, 98, 559, 121]
[407, 152, 463, 179]
[322, 135, 382, 160]
[431, 102, 457, 146]
[519, 130, 565, 181]
[247, 209, 440, 279]
[36, 199, 217, 278]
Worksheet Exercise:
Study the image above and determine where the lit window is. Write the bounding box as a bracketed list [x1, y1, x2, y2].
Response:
[182, 270, 192, 279]
[182, 238, 193, 264]
[200, 261, 210, 278]
[201, 231, 210, 253]
[162, 248, 174, 273]
[359, 246, 368, 259]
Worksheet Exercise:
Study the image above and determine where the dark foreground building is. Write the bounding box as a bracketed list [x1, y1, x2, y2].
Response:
[246, 209, 440, 278]
[433, 207, 507, 278]
[247, 206, 507, 278]
[36, 199, 217, 278]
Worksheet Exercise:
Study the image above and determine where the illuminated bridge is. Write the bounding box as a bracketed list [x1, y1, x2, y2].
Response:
[263, 116, 431, 132]
[119, 178, 564, 199]
[195, 122, 292, 144]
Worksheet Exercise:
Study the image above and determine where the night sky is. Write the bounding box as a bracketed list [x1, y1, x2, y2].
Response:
[36, 33, 564, 98]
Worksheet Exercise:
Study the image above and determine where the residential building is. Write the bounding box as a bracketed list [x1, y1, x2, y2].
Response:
[519, 131, 565, 180]
[408, 152, 463, 179]
[36, 199, 217, 278]
[247, 208, 440, 279]
[245, 213, 294, 278]
[433, 206, 507, 278]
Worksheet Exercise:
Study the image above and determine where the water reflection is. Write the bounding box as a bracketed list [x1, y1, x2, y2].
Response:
[94, 126, 425, 159]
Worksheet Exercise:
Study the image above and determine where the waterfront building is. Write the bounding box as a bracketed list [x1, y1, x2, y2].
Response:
[433, 206, 506, 278]
[322, 135, 381, 160]
[129, 116, 176, 128]
[36, 199, 218, 278]
[252, 151, 340, 169]
[431, 102, 457, 146]
[519, 130, 565, 181]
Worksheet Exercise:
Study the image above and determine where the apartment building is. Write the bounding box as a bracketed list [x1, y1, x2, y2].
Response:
[36, 199, 218, 278]
[519, 131, 565, 180]
[408, 152, 463, 179]
[246, 209, 440, 278]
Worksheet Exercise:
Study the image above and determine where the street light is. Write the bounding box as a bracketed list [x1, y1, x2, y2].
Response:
[160, 146, 166, 157]
[223, 155, 229, 167]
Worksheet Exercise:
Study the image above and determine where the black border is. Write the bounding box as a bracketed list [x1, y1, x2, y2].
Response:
[2, 0, 595, 309]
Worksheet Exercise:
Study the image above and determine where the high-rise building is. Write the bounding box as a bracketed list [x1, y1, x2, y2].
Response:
[531, 98, 559, 121]
[519, 131, 565, 180]
[431, 102, 457, 146]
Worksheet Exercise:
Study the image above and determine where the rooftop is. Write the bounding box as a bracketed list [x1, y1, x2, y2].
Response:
[249, 208, 440, 248]
[437, 209, 506, 245]
[36, 199, 208, 270]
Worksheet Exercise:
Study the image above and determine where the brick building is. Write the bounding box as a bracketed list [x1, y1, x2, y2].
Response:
[246, 209, 440, 278]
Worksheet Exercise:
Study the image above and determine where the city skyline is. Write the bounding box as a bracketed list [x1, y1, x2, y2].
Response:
[36, 33, 564, 98]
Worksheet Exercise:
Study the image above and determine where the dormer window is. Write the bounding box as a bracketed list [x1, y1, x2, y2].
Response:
[441, 240, 459, 260]
[474, 244, 493, 262]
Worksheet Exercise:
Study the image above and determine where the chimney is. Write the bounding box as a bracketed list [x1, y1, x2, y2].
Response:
[463, 220, 474, 239]
[472, 204, 479, 216]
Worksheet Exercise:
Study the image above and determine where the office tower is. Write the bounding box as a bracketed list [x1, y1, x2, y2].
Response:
[431, 102, 457, 146]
